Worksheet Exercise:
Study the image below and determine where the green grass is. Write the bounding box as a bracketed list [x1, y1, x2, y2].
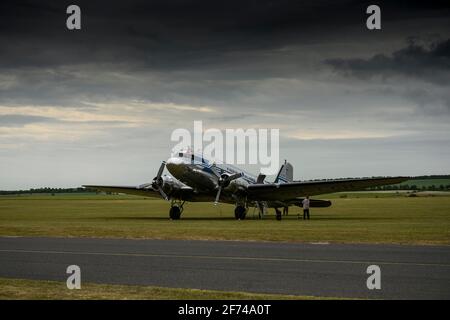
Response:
[1, 193, 449, 244]
[0, 277, 321, 300]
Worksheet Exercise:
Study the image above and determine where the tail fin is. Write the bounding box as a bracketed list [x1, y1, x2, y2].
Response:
[274, 160, 293, 184]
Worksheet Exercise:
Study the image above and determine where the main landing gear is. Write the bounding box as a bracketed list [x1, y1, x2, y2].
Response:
[234, 205, 247, 220]
[275, 208, 282, 221]
[169, 200, 184, 220]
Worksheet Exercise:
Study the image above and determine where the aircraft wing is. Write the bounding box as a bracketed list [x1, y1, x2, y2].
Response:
[83, 185, 163, 198]
[247, 176, 409, 201]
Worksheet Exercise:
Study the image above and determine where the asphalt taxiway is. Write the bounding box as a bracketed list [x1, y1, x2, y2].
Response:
[0, 237, 449, 299]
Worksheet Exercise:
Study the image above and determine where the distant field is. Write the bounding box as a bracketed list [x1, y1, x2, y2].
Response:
[0, 193, 449, 244]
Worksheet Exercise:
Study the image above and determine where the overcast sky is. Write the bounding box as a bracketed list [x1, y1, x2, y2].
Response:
[1, 0, 450, 189]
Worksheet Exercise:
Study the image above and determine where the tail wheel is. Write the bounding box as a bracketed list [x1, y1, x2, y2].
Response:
[234, 206, 247, 220]
[169, 206, 181, 220]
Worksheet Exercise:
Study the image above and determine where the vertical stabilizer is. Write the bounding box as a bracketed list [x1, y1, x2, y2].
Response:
[274, 160, 293, 183]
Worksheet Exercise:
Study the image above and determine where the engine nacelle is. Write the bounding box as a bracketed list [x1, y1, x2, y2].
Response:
[159, 175, 187, 196]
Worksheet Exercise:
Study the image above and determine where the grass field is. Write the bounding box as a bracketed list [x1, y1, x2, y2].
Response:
[1, 192, 449, 244]
[0, 277, 322, 300]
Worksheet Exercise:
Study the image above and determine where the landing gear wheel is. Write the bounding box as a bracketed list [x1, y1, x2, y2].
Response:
[234, 206, 247, 220]
[169, 206, 181, 220]
[275, 208, 282, 221]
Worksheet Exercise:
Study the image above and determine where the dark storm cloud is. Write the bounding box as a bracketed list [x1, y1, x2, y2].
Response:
[0, 0, 448, 109]
[325, 38, 450, 84]
[1, 0, 449, 70]
[1, 1, 450, 188]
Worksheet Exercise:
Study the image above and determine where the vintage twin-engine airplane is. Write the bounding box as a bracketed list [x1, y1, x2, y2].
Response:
[84, 150, 408, 220]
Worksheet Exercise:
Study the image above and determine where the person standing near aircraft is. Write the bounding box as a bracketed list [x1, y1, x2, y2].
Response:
[302, 196, 310, 220]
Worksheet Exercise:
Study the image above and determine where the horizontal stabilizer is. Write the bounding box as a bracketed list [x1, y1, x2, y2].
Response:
[295, 199, 332, 207]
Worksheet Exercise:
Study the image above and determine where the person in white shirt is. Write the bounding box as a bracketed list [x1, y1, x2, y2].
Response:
[302, 196, 310, 220]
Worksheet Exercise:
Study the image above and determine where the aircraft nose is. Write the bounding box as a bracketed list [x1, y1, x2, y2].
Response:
[166, 156, 183, 166]
[166, 157, 188, 176]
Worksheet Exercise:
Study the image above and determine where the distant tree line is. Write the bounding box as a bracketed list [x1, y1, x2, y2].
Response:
[408, 175, 450, 179]
[368, 184, 450, 191]
[305, 175, 450, 182]
[0, 187, 97, 195]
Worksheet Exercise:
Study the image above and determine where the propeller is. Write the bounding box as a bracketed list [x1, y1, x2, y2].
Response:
[138, 161, 168, 200]
[214, 172, 243, 205]
[152, 161, 168, 200]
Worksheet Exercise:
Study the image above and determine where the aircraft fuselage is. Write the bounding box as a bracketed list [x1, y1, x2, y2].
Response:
[165, 152, 256, 202]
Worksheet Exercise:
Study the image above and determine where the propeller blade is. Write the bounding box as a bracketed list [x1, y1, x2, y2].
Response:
[137, 183, 152, 189]
[157, 186, 169, 201]
[156, 161, 166, 178]
[228, 172, 243, 181]
[142, 160, 168, 200]
[214, 186, 222, 206]
[256, 173, 266, 184]
[213, 172, 242, 205]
